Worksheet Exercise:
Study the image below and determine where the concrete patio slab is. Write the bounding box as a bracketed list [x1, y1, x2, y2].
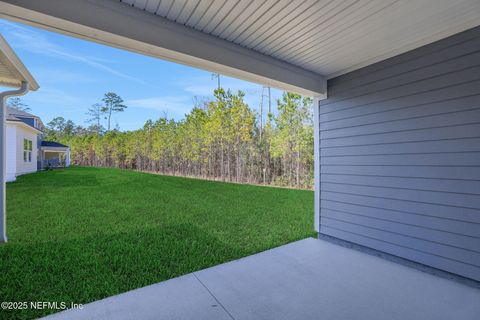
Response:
[195, 238, 480, 320]
[44, 273, 232, 320]
[44, 238, 480, 320]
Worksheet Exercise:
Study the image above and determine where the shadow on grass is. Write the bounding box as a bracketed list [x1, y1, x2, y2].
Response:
[0, 223, 241, 320]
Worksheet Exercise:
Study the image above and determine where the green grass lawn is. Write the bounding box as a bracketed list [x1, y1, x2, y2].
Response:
[0, 167, 314, 319]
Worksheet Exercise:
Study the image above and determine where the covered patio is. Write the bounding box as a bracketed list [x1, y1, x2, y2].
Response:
[0, 0, 479, 319]
[40, 141, 70, 169]
[44, 238, 480, 320]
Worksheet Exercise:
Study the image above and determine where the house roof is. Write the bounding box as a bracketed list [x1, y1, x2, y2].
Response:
[7, 117, 42, 134]
[6, 106, 44, 131]
[6, 113, 20, 122]
[6, 106, 36, 118]
[41, 141, 69, 148]
[0, 34, 39, 90]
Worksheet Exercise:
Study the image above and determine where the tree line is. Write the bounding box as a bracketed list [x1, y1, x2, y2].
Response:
[45, 89, 315, 188]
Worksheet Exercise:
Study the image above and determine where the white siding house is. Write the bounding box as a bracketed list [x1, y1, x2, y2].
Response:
[5, 122, 16, 182]
[5, 107, 69, 182]
[13, 121, 38, 176]
[6, 108, 42, 181]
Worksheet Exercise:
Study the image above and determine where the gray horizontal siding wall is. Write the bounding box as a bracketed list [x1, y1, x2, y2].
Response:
[319, 26, 480, 281]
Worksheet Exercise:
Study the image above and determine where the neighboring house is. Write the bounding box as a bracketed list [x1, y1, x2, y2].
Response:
[6, 107, 70, 182]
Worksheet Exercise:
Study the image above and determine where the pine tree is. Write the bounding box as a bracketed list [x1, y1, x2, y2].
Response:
[101, 92, 127, 131]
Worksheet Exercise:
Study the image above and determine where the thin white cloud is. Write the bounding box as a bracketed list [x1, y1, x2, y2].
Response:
[180, 75, 263, 97]
[31, 67, 99, 84]
[183, 84, 214, 97]
[0, 19, 147, 84]
[25, 87, 84, 107]
[126, 96, 193, 119]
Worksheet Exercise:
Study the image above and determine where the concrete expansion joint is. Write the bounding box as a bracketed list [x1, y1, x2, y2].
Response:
[193, 272, 236, 320]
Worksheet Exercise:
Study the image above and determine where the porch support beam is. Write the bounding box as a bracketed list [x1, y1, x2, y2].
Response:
[0, 81, 28, 243]
[0, 0, 327, 97]
[313, 97, 321, 233]
[66, 149, 70, 167]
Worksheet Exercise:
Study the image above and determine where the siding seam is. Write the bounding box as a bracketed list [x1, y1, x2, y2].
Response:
[320, 135, 480, 148]
[320, 92, 480, 124]
[321, 198, 480, 224]
[323, 49, 480, 105]
[320, 106, 480, 132]
[321, 180, 480, 196]
[320, 77, 480, 115]
[321, 224, 480, 269]
[321, 172, 480, 182]
[320, 122, 480, 140]
[321, 206, 480, 239]
[321, 218, 480, 264]
[322, 189, 480, 210]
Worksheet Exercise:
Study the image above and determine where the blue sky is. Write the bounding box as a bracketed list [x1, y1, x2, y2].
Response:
[0, 18, 284, 131]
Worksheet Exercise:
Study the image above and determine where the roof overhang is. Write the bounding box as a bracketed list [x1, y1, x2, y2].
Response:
[0, 0, 326, 97]
[0, 0, 478, 97]
[0, 33, 38, 90]
[41, 147, 69, 152]
[6, 118, 42, 133]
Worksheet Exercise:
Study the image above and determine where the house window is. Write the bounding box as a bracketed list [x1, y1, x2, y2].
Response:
[24, 139, 32, 162]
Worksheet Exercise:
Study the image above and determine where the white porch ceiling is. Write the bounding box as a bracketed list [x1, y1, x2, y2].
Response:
[0, 34, 38, 90]
[120, 0, 480, 78]
[0, 0, 479, 95]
